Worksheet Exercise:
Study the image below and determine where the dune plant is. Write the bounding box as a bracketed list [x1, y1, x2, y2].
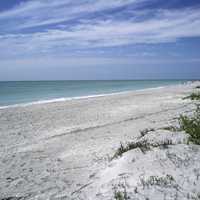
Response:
[114, 191, 127, 200]
[140, 128, 155, 137]
[179, 105, 200, 145]
[114, 184, 129, 200]
[184, 92, 200, 100]
[162, 126, 180, 132]
[113, 140, 150, 158]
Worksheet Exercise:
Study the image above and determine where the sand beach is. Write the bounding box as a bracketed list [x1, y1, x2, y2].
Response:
[0, 81, 200, 200]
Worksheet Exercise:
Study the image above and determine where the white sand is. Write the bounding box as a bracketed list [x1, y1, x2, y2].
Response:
[0, 81, 199, 199]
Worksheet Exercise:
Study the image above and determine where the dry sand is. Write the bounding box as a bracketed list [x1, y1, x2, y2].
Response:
[0, 81, 200, 199]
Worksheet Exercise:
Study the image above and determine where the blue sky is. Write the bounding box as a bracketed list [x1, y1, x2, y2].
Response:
[0, 0, 200, 80]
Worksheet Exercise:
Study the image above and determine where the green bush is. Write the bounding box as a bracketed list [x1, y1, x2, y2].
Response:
[114, 184, 129, 200]
[114, 191, 128, 200]
[179, 105, 200, 145]
[184, 92, 200, 100]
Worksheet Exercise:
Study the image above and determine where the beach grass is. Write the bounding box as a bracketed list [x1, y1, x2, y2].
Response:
[183, 92, 200, 100]
[113, 141, 151, 158]
[114, 184, 129, 200]
[140, 128, 155, 137]
[179, 105, 200, 145]
[113, 138, 174, 159]
[161, 126, 180, 132]
[114, 190, 129, 200]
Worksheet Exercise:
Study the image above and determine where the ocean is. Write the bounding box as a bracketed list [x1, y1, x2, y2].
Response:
[0, 80, 186, 108]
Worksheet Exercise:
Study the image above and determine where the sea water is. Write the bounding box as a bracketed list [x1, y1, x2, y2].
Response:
[0, 80, 187, 108]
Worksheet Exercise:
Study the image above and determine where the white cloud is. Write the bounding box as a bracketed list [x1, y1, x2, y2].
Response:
[0, 0, 142, 29]
[0, 1, 200, 59]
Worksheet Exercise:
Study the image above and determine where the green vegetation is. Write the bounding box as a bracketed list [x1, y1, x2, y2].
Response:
[179, 105, 200, 145]
[114, 184, 129, 200]
[140, 175, 175, 188]
[184, 92, 200, 100]
[113, 142, 133, 158]
[113, 140, 150, 158]
[140, 128, 155, 137]
[1, 197, 25, 200]
[114, 191, 129, 200]
[161, 126, 179, 132]
[113, 139, 173, 159]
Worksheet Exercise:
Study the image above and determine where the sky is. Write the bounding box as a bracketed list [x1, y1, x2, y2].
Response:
[0, 0, 200, 80]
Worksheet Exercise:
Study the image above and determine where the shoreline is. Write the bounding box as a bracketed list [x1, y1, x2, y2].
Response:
[0, 81, 188, 110]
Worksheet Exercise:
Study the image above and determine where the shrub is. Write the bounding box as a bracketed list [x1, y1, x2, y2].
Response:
[184, 92, 200, 100]
[179, 105, 200, 145]
[114, 191, 128, 200]
[114, 184, 129, 200]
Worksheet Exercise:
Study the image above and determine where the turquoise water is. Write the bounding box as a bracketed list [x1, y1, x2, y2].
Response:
[0, 80, 186, 107]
